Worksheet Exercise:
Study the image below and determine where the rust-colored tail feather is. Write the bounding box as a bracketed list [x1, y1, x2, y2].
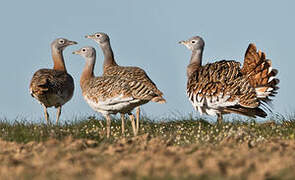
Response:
[241, 43, 279, 103]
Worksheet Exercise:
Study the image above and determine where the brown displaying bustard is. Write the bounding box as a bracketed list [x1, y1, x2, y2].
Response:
[73, 46, 165, 138]
[30, 38, 77, 124]
[179, 36, 279, 123]
[85, 32, 166, 135]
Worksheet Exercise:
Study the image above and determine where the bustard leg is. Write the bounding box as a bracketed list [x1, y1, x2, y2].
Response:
[105, 115, 111, 138]
[120, 113, 125, 135]
[128, 114, 137, 136]
[42, 104, 50, 125]
[136, 106, 140, 134]
[217, 113, 223, 124]
[56, 106, 62, 125]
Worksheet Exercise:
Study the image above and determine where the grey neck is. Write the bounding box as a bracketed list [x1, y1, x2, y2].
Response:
[186, 48, 203, 78]
[190, 48, 203, 67]
[100, 42, 118, 68]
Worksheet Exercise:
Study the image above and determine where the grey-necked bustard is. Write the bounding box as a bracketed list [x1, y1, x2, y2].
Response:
[30, 38, 77, 124]
[179, 36, 279, 123]
[85, 32, 165, 135]
[73, 46, 165, 138]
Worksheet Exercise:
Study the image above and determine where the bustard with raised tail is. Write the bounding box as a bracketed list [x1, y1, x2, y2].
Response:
[179, 36, 279, 123]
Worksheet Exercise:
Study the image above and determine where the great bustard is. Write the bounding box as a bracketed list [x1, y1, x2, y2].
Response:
[179, 36, 279, 123]
[85, 32, 165, 135]
[30, 38, 77, 124]
[73, 46, 165, 138]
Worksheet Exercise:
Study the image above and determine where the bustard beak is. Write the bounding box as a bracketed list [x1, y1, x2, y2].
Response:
[72, 50, 80, 55]
[85, 34, 94, 39]
[68, 41, 78, 45]
[178, 40, 186, 45]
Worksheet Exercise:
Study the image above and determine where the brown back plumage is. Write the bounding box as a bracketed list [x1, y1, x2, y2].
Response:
[82, 75, 164, 104]
[187, 60, 263, 115]
[30, 69, 74, 107]
[103, 66, 165, 102]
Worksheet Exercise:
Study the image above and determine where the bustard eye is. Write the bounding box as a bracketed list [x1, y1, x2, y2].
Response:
[191, 40, 196, 44]
[59, 39, 65, 44]
[82, 48, 86, 52]
[96, 34, 100, 38]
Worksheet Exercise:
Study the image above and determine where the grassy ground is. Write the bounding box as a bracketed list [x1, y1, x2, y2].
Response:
[1, 115, 295, 180]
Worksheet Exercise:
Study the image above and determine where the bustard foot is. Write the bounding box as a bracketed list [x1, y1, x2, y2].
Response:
[105, 115, 111, 138]
[42, 104, 50, 125]
[129, 114, 137, 136]
[217, 113, 223, 124]
[136, 107, 140, 135]
[120, 114, 125, 136]
[56, 106, 62, 125]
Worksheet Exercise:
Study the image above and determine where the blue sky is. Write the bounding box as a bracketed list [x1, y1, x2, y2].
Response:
[0, 0, 294, 122]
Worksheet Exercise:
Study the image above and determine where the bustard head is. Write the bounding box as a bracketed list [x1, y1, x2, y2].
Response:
[179, 36, 205, 51]
[72, 46, 96, 59]
[85, 32, 110, 45]
[51, 38, 77, 51]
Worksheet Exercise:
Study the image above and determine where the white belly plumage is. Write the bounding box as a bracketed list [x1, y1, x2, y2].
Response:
[187, 92, 239, 116]
[84, 95, 142, 115]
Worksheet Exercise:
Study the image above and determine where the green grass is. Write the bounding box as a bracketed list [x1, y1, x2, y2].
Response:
[1, 114, 295, 144]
